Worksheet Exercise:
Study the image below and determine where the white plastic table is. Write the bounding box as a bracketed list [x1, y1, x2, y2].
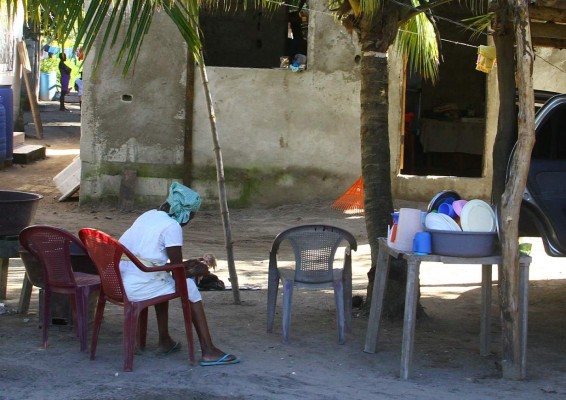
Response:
[364, 238, 531, 380]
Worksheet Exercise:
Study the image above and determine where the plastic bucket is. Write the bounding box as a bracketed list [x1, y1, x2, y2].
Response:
[0, 190, 43, 236]
[39, 71, 57, 101]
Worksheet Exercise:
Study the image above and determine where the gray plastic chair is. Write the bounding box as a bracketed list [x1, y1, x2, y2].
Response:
[266, 225, 357, 344]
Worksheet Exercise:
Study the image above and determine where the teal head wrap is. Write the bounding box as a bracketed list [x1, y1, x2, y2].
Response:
[166, 182, 202, 224]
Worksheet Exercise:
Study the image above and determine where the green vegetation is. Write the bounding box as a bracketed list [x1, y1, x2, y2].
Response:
[40, 52, 82, 89]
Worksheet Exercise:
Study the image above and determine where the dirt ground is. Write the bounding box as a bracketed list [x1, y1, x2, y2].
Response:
[1, 101, 566, 399]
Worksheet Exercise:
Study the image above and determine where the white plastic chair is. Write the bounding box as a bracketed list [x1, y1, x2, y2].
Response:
[266, 225, 357, 344]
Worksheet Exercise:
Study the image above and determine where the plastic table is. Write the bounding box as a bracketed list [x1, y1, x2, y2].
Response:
[364, 237, 531, 380]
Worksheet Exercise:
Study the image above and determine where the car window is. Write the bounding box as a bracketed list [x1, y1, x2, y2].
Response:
[532, 102, 566, 160]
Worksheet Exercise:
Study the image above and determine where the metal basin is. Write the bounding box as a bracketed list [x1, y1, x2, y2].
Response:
[0, 190, 43, 236]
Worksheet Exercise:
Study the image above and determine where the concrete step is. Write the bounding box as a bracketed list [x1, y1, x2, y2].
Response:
[13, 132, 25, 147]
[13, 144, 46, 164]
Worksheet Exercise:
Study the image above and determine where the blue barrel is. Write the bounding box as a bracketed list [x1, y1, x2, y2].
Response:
[39, 72, 57, 101]
[0, 96, 6, 167]
[0, 86, 13, 164]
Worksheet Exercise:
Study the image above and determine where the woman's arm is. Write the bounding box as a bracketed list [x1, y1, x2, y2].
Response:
[166, 246, 183, 264]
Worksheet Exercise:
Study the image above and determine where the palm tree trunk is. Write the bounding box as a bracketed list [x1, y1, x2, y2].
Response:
[359, 10, 412, 317]
[196, 56, 241, 304]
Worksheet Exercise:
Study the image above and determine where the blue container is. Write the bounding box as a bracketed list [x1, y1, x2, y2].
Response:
[39, 71, 57, 101]
[0, 86, 13, 163]
[0, 96, 6, 167]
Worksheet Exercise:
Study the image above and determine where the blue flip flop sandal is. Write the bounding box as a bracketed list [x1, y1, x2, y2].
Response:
[200, 354, 240, 366]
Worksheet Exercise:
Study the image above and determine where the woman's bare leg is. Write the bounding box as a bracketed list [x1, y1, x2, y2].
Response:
[190, 301, 237, 362]
[155, 301, 176, 351]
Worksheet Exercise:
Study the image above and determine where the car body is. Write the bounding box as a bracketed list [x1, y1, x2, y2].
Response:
[510, 93, 566, 256]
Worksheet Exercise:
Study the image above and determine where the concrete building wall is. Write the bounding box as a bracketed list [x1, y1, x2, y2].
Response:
[80, 3, 361, 207]
[80, 13, 189, 205]
[533, 48, 566, 94]
[80, 5, 565, 208]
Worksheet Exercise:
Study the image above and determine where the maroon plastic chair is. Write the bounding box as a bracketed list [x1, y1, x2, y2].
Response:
[19, 225, 101, 352]
[78, 228, 195, 372]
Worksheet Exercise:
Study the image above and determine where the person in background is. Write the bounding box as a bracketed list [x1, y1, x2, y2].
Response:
[58, 52, 72, 111]
[74, 72, 83, 108]
[118, 182, 240, 366]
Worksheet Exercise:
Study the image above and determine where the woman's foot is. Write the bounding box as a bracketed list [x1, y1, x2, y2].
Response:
[201, 347, 239, 364]
[157, 337, 180, 354]
[200, 351, 240, 366]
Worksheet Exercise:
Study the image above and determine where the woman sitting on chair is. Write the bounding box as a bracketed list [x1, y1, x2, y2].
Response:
[119, 182, 239, 366]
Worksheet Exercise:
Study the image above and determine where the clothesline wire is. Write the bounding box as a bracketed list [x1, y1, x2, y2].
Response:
[398, 28, 478, 49]
[536, 55, 566, 74]
[387, 0, 489, 36]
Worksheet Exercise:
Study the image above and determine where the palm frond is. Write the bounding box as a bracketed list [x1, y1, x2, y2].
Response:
[459, 0, 488, 16]
[462, 12, 494, 41]
[34, 0, 203, 76]
[359, 0, 383, 16]
[395, 8, 440, 82]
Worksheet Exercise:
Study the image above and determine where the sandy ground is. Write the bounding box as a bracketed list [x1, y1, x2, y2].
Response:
[1, 101, 566, 399]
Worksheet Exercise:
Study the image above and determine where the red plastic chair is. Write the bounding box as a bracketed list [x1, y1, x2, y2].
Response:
[78, 228, 195, 372]
[19, 225, 101, 352]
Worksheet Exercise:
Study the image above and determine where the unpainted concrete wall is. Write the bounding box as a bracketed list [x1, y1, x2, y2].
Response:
[80, 6, 565, 208]
[80, 4, 362, 208]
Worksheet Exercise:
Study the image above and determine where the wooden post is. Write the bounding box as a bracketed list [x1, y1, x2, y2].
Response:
[499, 0, 536, 380]
[16, 40, 43, 139]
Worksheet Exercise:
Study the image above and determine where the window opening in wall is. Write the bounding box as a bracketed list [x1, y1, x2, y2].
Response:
[199, 0, 308, 69]
[400, 5, 486, 178]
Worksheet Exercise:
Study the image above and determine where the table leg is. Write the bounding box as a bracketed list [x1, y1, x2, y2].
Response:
[519, 260, 530, 379]
[400, 258, 420, 380]
[0, 258, 8, 300]
[18, 273, 33, 314]
[480, 264, 492, 356]
[364, 241, 391, 353]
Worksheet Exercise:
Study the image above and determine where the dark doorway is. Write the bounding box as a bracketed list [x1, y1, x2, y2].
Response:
[401, 5, 487, 177]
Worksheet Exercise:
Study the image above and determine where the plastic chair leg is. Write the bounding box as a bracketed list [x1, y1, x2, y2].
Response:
[123, 306, 139, 372]
[266, 274, 280, 333]
[138, 308, 148, 350]
[282, 279, 294, 344]
[75, 288, 89, 352]
[179, 295, 195, 363]
[90, 295, 106, 361]
[42, 289, 50, 349]
[333, 280, 345, 345]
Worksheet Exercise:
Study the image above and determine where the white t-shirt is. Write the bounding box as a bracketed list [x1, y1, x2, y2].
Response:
[119, 209, 201, 302]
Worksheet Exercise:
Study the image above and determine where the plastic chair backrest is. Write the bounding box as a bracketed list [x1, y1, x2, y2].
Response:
[19, 225, 86, 289]
[271, 225, 357, 284]
[79, 228, 128, 304]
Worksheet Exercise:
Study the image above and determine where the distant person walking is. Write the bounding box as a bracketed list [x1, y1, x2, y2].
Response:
[58, 53, 71, 111]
